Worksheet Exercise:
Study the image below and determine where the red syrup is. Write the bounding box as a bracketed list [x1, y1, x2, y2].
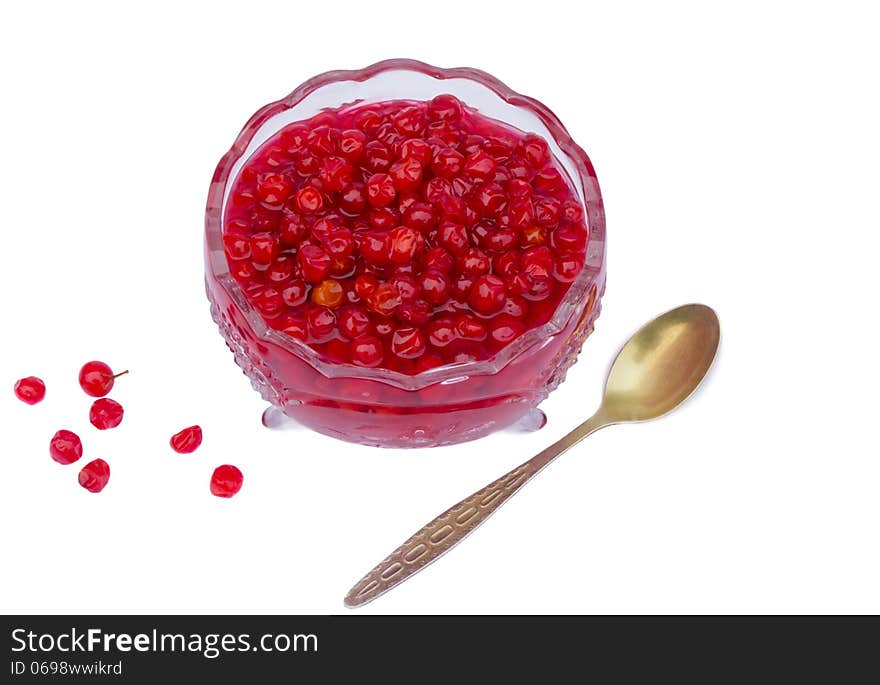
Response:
[222, 96, 588, 373]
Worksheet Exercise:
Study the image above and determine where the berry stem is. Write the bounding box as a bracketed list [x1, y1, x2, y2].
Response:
[112, 370, 129, 379]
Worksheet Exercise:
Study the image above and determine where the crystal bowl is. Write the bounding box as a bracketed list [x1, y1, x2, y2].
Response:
[205, 59, 606, 447]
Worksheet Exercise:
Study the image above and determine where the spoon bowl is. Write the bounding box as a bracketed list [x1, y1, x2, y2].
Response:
[601, 304, 720, 423]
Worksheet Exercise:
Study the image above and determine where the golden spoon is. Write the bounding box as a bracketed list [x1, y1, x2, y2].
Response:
[345, 303, 721, 608]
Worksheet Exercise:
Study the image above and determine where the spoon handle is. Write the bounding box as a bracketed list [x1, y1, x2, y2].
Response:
[344, 413, 606, 607]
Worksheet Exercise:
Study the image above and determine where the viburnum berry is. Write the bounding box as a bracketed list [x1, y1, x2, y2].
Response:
[78, 459, 111, 493]
[297, 245, 332, 283]
[14, 376, 46, 404]
[89, 398, 124, 430]
[391, 327, 427, 359]
[170, 425, 203, 454]
[350, 335, 384, 367]
[210, 464, 243, 498]
[79, 362, 128, 398]
[49, 429, 83, 465]
[311, 279, 345, 308]
[469, 275, 507, 315]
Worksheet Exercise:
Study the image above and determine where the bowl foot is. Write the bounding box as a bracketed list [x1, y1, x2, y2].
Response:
[261, 405, 301, 431]
[504, 407, 547, 434]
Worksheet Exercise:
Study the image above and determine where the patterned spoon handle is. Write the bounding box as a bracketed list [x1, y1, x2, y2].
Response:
[345, 414, 606, 607]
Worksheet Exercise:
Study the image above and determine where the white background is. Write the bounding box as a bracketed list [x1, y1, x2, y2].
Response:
[1, 1, 877, 615]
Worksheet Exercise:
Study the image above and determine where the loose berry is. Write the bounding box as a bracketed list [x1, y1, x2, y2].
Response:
[79, 459, 110, 493]
[79, 362, 128, 398]
[14, 376, 46, 404]
[170, 426, 203, 454]
[89, 398, 124, 430]
[210, 464, 243, 498]
[49, 429, 83, 465]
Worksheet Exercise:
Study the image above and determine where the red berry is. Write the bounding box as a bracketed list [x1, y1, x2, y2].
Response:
[14, 376, 45, 404]
[249, 232, 280, 267]
[281, 279, 309, 307]
[255, 173, 292, 205]
[266, 255, 294, 283]
[252, 286, 285, 317]
[403, 201, 437, 233]
[79, 361, 128, 397]
[469, 274, 507, 315]
[391, 327, 427, 359]
[338, 306, 372, 339]
[277, 314, 308, 341]
[419, 270, 452, 304]
[389, 272, 420, 302]
[307, 307, 337, 342]
[223, 233, 251, 260]
[319, 155, 354, 191]
[456, 315, 487, 341]
[367, 283, 401, 317]
[389, 156, 423, 193]
[338, 129, 367, 162]
[339, 183, 367, 215]
[311, 279, 345, 308]
[428, 94, 462, 121]
[421, 246, 455, 273]
[518, 133, 549, 167]
[358, 231, 391, 265]
[438, 220, 469, 254]
[551, 224, 589, 253]
[431, 147, 464, 178]
[366, 173, 396, 208]
[79, 458, 111, 493]
[554, 253, 584, 283]
[210, 464, 243, 498]
[400, 138, 432, 164]
[170, 425, 203, 454]
[279, 213, 308, 247]
[473, 183, 507, 218]
[396, 299, 432, 326]
[489, 315, 526, 346]
[534, 198, 561, 227]
[388, 226, 423, 265]
[89, 398, 124, 430]
[295, 186, 324, 213]
[458, 247, 491, 276]
[350, 335, 384, 367]
[49, 429, 82, 465]
[427, 317, 457, 347]
[463, 149, 496, 181]
[307, 125, 337, 155]
[363, 141, 393, 172]
[392, 106, 426, 136]
[354, 273, 379, 300]
[297, 245, 332, 283]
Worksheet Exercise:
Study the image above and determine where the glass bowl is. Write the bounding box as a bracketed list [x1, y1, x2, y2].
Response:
[205, 59, 606, 448]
